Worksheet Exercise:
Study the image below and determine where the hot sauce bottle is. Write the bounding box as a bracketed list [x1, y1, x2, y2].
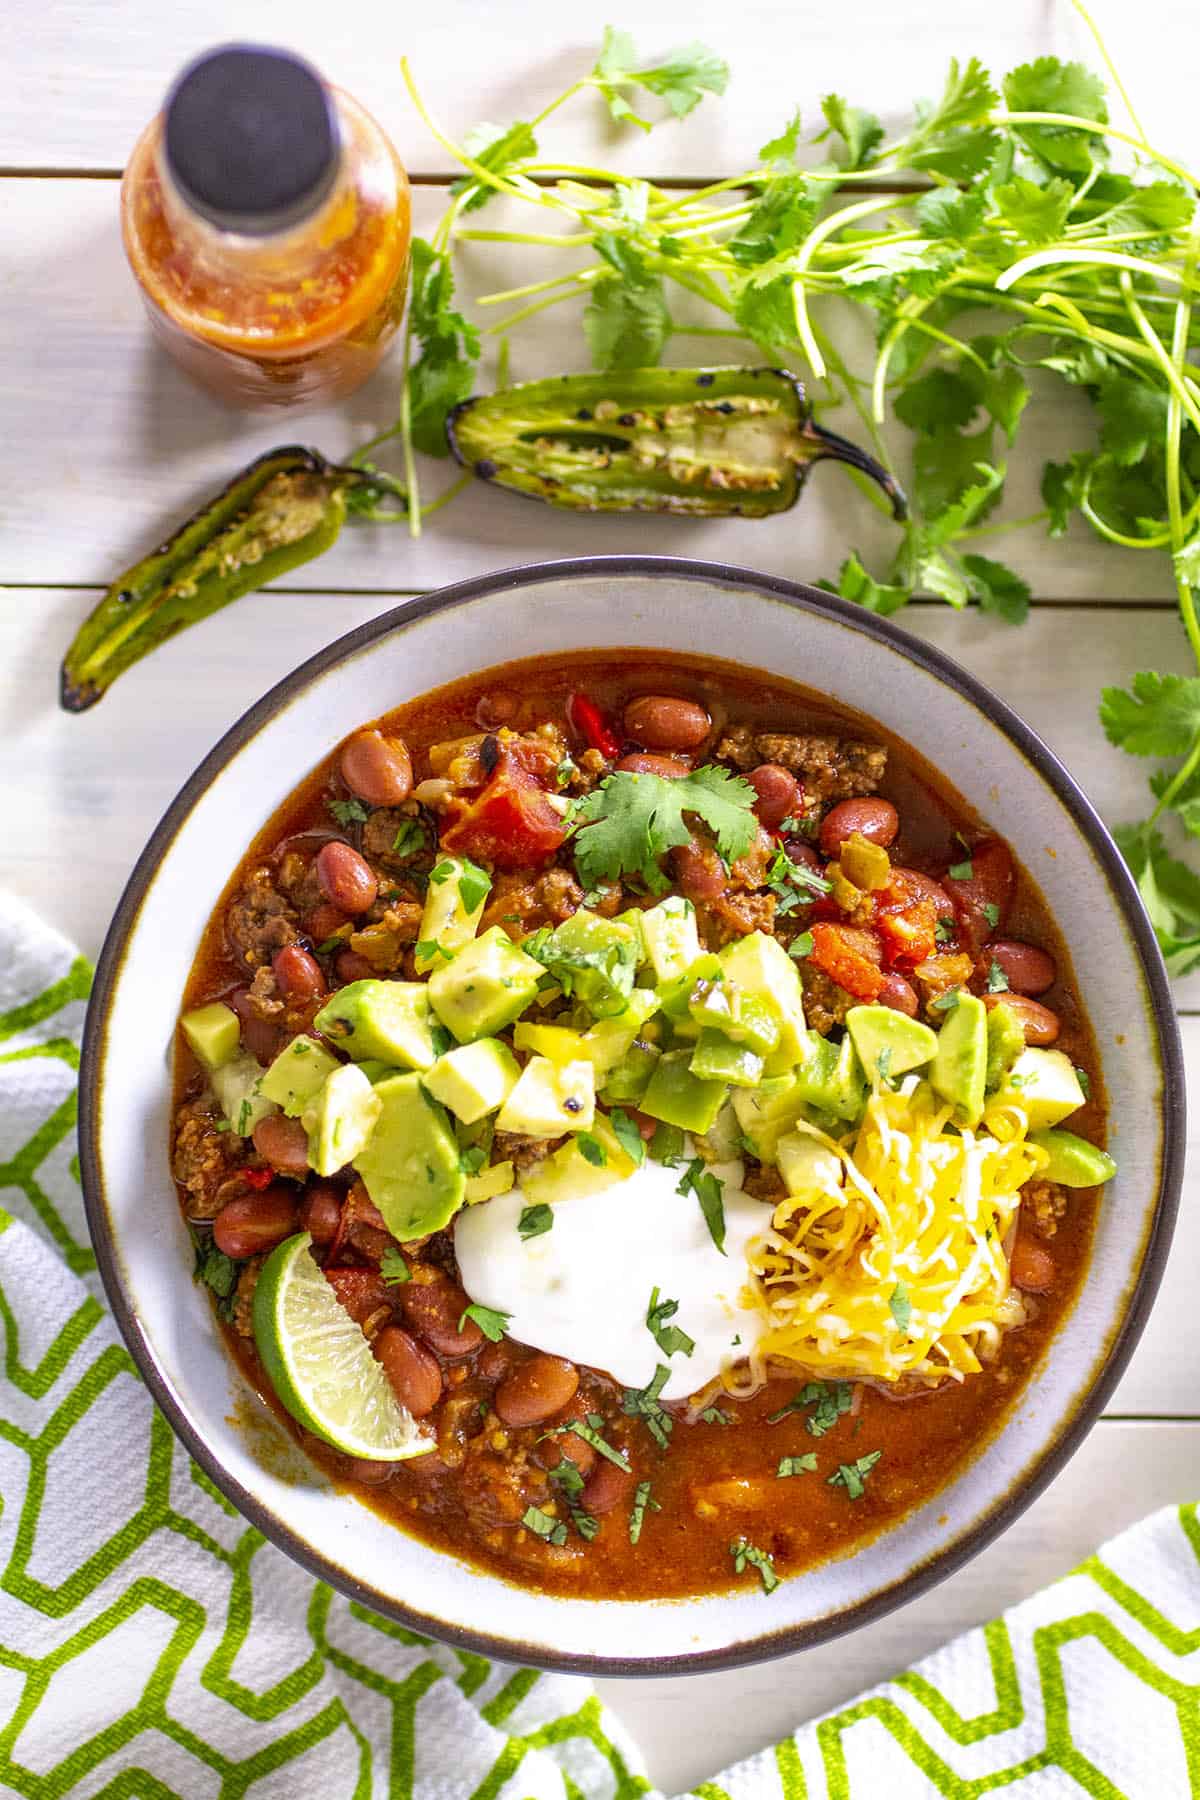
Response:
[121, 45, 412, 408]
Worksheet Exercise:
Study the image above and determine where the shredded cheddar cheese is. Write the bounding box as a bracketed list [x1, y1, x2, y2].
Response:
[744, 1077, 1049, 1389]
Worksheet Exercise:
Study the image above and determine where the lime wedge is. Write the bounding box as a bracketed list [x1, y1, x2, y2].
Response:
[252, 1232, 430, 1461]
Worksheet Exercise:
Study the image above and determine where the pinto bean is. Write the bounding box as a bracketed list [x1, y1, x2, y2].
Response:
[228, 988, 285, 1066]
[304, 901, 349, 944]
[889, 866, 956, 921]
[272, 944, 327, 1002]
[212, 1187, 298, 1259]
[495, 1355, 580, 1429]
[334, 948, 376, 984]
[339, 730, 413, 807]
[1010, 1235, 1055, 1293]
[781, 838, 825, 880]
[476, 689, 520, 729]
[987, 939, 1057, 996]
[252, 1112, 311, 1177]
[670, 837, 726, 903]
[539, 1410, 597, 1477]
[374, 1326, 443, 1418]
[342, 1455, 402, 1485]
[944, 839, 1014, 954]
[316, 841, 378, 915]
[877, 971, 919, 1017]
[298, 1183, 342, 1246]
[747, 763, 800, 830]
[400, 1270, 483, 1356]
[986, 991, 1060, 1045]
[820, 797, 899, 857]
[580, 1457, 634, 1516]
[616, 753, 692, 779]
[623, 695, 711, 752]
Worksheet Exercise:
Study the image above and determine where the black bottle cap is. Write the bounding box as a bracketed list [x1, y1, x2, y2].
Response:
[163, 44, 339, 235]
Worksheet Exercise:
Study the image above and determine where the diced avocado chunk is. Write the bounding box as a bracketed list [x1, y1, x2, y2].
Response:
[991, 1048, 1086, 1130]
[1030, 1128, 1117, 1186]
[422, 1038, 520, 1125]
[791, 1030, 867, 1124]
[414, 855, 490, 973]
[353, 1073, 466, 1237]
[258, 1035, 341, 1117]
[515, 987, 658, 1079]
[525, 909, 641, 1018]
[656, 953, 724, 1024]
[985, 1000, 1026, 1091]
[180, 1002, 240, 1072]
[427, 927, 543, 1043]
[732, 1076, 805, 1162]
[600, 1037, 661, 1105]
[718, 932, 807, 1066]
[929, 993, 987, 1127]
[497, 1056, 596, 1136]
[640, 1049, 727, 1134]
[521, 1115, 637, 1205]
[777, 1132, 843, 1199]
[640, 895, 701, 983]
[689, 980, 781, 1055]
[696, 1100, 742, 1163]
[211, 1053, 277, 1138]
[314, 980, 438, 1070]
[303, 1064, 383, 1177]
[465, 1160, 516, 1204]
[846, 1005, 937, 1082]
[690, 1029, 764, 1088]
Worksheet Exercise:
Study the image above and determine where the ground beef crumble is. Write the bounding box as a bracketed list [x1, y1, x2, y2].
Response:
[1023, 1178, 1069, 1240]
[172, 1099, 249, 1219]
[801, 966, 856, 1035]
[226, 866, 298, 969]
[715, 726, 888, 803]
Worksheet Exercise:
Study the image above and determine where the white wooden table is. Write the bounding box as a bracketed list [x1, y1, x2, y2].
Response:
[3, 3, 1197, 1789]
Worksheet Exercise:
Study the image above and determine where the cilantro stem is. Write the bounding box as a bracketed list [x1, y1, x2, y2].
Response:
[956, 510, 1050, 541]
[1119, 271, 1200, 439]
[998, 246, 1187, 293]
[458, 228, 597, 248]
[794, 193, 920, 378]
[1069, 0, 1151, 147]
[996, 111, 1200, 191]
[477, 267, 601, 306]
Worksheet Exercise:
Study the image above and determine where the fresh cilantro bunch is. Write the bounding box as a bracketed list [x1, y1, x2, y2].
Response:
[372, 7, 1200, 970]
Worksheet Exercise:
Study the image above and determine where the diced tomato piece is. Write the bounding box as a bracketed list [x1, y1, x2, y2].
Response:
[323, 1265, 391, 1325]
[241, 1167, 275, 1190]
[439, 751, 568, 870]
[942, 839, 1014, 954]
[875, 870, 940, 968]
[807, 922, 885, 1001]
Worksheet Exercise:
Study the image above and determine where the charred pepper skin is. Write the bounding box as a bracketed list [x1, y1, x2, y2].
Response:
[445, 366, 907, 521]
[59, 447, 394, 712]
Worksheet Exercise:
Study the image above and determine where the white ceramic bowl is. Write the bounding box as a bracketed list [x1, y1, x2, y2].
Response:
[80, 557, 1183, 1675]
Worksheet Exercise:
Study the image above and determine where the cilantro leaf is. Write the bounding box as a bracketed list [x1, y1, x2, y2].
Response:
[963, 553, 1031, 625]
[518, 1204, 554, 1240]
[733, 272, 800, 350]
[450, 119, 538, 212]
[406, 238, 481, 457]
[629, 1478, 660, 1543]
[621, 1364, 674, 1448]
[777, 1453, 818, 1477]
[571, 765, 758, 891]
[646, 1287, 696, 1358]
[1041, 453, 1093, 537]
[1003, 57, 1108, 174]
[730, 1537, 780, 1593]
[759, 110, 804, 168]
[821, 551, 910, 618]
[1097, 376, 1170, 468]
[889, 1283, 912, 1333]
[817, 93, 884, 169]
[329, 797, 369, 828]
[456, 857, 493, 913]
[1101, 180, 1193, 238]
[522, 1504, 567, 1545]
[459, 1303, 510, 1342]
[728, 176, 816, 268]
[915, 55, 998, 136]
[584, 273, 671, 370]
[828, 1449, 882, 1499]
[768, 1380, 853, 1435]
[1114, 823, 1200, 976]
[895, 368, 980, 435]
[1100, 673, 1200, 757]
[380, 1247, 411, 1285]
[609, 1107, 647, 1167]
[677, 1158, 727, 1254]
[914, 186, 986, 242]
[992, 176, 1073, 245]
[194, 1238, 238, 1314]
[591, 28, 728, 128]
[577, 1132, 608, 1168]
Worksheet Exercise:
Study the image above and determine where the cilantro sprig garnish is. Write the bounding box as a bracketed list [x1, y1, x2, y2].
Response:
[730, 1537, 780, 1594]
[646, 1288, 695, 1358]
[676, 1158, 727, 1255]
[828, 1450, 882, 1500]
[768, 1380, 853, 1436]
[569, 766, 758, 893]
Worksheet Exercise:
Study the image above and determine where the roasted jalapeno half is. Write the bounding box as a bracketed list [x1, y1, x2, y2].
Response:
[446, 366, 906, 520]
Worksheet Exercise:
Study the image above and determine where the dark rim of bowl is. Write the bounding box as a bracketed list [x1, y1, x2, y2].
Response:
[78, 554, 1185, 1679]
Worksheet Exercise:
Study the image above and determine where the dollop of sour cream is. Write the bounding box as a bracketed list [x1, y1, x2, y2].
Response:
[454, 1153, 766, 1400]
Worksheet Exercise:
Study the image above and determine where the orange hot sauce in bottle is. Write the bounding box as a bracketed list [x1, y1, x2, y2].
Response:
[121, 45, 412, 409]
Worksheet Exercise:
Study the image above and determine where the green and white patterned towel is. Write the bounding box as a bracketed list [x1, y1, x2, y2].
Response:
[0, 890, 1196, 1798]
